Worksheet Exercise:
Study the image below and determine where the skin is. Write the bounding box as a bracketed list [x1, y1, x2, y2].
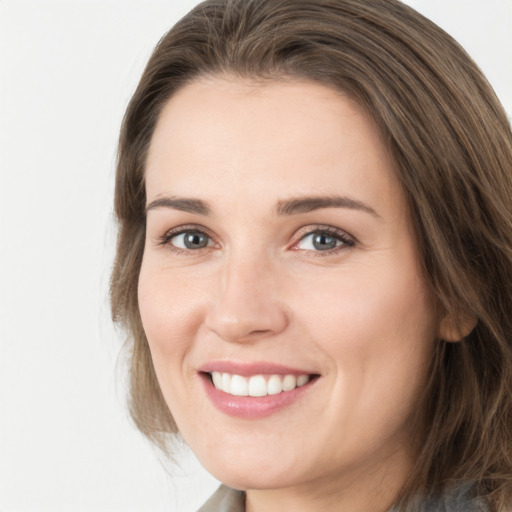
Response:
[139, 77, 446, 512]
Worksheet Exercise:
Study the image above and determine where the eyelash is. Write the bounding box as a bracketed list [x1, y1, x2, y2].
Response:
[157, 224, 356, 257]
[157, 225, 215, 256]
[292, 226, 355, 256]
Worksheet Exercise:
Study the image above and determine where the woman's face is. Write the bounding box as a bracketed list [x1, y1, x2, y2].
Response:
[139, 77, 440, 499]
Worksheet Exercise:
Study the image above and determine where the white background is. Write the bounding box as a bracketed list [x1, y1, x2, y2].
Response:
[0, 1, 510, 511]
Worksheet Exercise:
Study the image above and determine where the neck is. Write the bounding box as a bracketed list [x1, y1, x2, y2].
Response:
[244, 446, 411, 512]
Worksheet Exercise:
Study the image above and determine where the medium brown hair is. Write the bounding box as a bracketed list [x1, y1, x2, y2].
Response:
[111, 0, 512, 508]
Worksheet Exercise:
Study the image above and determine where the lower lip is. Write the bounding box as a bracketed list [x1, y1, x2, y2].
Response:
[200, 373, 317, 419]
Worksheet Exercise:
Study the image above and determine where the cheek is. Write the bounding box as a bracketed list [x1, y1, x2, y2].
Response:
[299, 269, 433, 335]
[292, 261, 437, 450]
[290, 254, 438, 393]
[137, 258, 206, 361]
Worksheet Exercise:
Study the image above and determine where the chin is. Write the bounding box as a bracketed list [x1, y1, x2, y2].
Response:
[209, 470, 299, 492]
[198, 450, 310, 491]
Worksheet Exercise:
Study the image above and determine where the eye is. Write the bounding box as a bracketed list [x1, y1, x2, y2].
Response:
[165, 229, 213, 250]
[294, 229, 354, 253]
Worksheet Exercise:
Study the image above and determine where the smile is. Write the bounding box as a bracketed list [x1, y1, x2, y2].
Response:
[200, 365, 319, 419]
[210, 372, 310, 397]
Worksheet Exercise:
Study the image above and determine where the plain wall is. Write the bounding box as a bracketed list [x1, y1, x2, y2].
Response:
[0, 1, 510, 511]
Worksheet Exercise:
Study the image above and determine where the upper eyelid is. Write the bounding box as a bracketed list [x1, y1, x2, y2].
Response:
[155, 223, 356, 248]
[293, 224, 356, 242]
[160, 224, 215, 239]
[156, 227, 216, 254]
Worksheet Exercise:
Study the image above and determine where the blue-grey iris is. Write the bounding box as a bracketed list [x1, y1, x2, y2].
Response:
[313, 233, 337, 250]
[184, 231, 209, 249]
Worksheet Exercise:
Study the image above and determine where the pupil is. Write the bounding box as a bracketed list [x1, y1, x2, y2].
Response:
[184, 231, 208, 249]
[313, 233, 337, 250]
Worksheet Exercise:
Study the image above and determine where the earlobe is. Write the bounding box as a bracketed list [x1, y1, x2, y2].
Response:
[438, 311, 477, 342]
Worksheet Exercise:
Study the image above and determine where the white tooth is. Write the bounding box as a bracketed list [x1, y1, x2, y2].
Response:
[267, 375, 283, 395]
[212, 371, 222, 389]
[282, 375, 297, 391]
[297, 375, 309, 387]
[230, 375, 249, 396]
[221, 373, 231, 393]
[248, 375, 267, 397]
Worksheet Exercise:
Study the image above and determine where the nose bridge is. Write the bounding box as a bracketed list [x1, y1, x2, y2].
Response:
[225, 238, 272, 286]
[205, 244, 288, 343]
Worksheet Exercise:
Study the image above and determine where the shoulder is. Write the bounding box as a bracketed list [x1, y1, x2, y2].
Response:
[197, 485, 245, 512]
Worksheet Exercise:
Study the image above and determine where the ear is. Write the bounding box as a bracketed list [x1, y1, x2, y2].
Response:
[438, 311, 477, 342]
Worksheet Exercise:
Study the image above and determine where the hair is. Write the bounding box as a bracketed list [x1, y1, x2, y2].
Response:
[110, 0, 512, 509]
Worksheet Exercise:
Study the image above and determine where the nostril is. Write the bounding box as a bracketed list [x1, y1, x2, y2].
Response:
[248, 329, 272, 336]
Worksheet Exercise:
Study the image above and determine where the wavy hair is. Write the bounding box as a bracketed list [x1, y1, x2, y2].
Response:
[111, 0, 512, 508]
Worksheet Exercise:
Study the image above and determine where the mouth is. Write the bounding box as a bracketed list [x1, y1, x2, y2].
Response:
[198, 363, 320, 419]
[207, 371, 313, 397]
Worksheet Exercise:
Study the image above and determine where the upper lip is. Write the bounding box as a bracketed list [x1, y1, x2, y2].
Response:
[198, 360, 318, 377]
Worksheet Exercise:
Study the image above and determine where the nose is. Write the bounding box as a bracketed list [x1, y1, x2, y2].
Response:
[204, 251, 289, 343]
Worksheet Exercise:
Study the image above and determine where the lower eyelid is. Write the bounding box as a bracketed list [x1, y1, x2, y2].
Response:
[154, 225, 354, 254]
[170, 231, 213, 248]
[157, 225, 213, 244]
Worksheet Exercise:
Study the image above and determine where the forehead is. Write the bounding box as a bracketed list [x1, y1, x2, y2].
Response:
[145, 76, 403, 219]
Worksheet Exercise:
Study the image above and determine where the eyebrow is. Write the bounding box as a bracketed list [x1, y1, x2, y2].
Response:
[276, 195, 379, 217]
[145, 196, 211, 216]
[145, 194, 378, 218]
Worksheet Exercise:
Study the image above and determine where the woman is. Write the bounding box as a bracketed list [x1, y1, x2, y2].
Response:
[110, 0, 512, 510]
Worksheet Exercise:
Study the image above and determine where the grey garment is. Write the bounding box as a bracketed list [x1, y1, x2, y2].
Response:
[197, 485, 245, 512]
[390, 483, 488, 512]
[198, 483, 487, 512]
